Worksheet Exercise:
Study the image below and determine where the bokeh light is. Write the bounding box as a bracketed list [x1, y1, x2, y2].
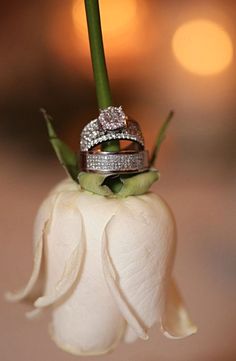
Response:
[172, 19, 233, 76]
[73, 0, 142, 58]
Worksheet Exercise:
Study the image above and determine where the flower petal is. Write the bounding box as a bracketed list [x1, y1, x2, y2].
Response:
[34, 191, 85, 308]
[50, 264, 125, 357]
[34, 242, 85, 308]
[6, 191, 60, 303]
[102, 221, 149, 340]
[6, 218, 47, 302]
[106, 193, 176, 340]
[49, 321, 125, 357]
[161, 279, 197, 339]
[5, 231, 45, 303]
[49, 191, 126, 355]
[48, 178, 79, 196]
[25, 308, 43, 320]
[123, 326, 139, 343]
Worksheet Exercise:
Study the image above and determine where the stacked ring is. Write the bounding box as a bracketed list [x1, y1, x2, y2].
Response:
[80, 106, 149, 174]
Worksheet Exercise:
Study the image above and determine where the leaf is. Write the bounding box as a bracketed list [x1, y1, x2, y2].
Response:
[78, 172, 113, 196]
[149, 111, 174, 167]
[117, 170, 160, 197]
[41, 109, 79, 182]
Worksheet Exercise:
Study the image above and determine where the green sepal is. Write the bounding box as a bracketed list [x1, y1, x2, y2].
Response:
[149, 111, 174, 167]
[78, 169, 159, 197]
[78, 172, 113, 196]
[41, 109, 79, 182]
[117, 169, 160, 197]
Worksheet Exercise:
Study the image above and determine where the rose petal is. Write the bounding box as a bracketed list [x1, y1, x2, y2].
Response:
[25, 308, 43, 320]
[123, 326, 139, 343]
[161, 279, 197, 339]
[6, 192, 61, 303]
[49, 192, 126, 355]
[102, 221, 149, 340]
[48, 178, 79, 197]
[34, 191, 85, 308]
[5, 234, 44, 303]
[106, 193, 176, 339]
[49, 321, 125, 357]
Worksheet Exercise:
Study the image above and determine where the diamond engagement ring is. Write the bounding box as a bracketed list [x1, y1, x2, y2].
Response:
[80, 106, 149, 174]
[80, 106, 144, 152]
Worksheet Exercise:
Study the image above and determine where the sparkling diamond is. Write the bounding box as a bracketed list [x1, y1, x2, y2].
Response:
[98, 106, 127, 131]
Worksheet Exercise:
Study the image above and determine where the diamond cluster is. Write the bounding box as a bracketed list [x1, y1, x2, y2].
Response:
[98, 106, 126, 131]
[83, 151, 149, 173]
[80, 118, 144, 152]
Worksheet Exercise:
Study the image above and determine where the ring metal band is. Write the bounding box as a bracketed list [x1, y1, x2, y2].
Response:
[80, 150, 149, 174]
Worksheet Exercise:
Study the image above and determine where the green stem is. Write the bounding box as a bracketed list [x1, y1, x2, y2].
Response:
[84, 0, 112, 109]
[84, 0, 119, 152]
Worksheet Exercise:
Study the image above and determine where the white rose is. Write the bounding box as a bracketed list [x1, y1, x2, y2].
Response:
[7, 178, 196, 356]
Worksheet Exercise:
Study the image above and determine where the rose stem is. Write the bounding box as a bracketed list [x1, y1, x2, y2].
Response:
[84, 0, 119, 152]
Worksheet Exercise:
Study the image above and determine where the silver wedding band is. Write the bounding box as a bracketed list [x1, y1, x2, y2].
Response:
[80, 150, 149, 174]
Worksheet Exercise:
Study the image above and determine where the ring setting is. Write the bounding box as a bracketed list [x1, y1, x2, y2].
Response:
[98, 106, 127, 131]
[80, 106, 149, 174]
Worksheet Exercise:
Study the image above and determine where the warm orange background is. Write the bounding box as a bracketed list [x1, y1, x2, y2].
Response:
[1, 1, 236, 360]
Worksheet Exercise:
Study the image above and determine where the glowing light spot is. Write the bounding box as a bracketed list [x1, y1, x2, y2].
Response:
[172, 19, 233, 75]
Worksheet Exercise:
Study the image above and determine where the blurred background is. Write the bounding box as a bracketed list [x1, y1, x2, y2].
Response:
[1, 0, 236, 360]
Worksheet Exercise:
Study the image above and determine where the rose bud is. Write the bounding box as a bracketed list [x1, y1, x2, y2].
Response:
[7, 177, 196, 356]
[6, 111, 196, 356]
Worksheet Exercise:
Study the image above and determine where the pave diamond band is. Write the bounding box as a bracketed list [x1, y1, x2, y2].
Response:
[80, 116, 144, 152]
[80, 150, 149, 174]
